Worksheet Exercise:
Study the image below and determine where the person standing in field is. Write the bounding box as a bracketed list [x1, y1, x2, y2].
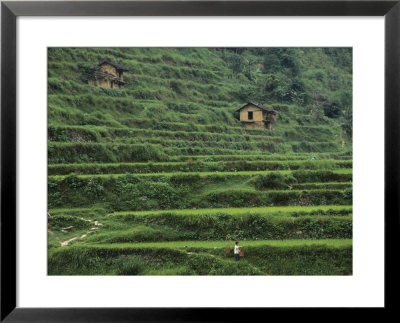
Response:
[234, 241, 241, 262]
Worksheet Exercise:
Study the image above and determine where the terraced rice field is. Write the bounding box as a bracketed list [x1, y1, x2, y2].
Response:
[48, 156, 353, 275]
[48, 47, 352, 275]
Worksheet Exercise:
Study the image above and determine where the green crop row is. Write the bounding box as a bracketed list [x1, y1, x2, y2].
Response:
[290, 141, 341, 153]
[48, 239, 352, 275]
[48, 125, 281, 143]
[169, 152, 352, 162]
[48, 142, 168, 163]
[48, 141, 272, 163]
[163, 142, 343, 156]
[86, 213, 352, 242]
[48, 140, 345, 164]
[48, 159, 352, 175]
[114, 205, 352, 217]
[49, 115, 338, 140]
[47, 141, 279, 162]
[291, 182, 352, 190]
[48, 169, 352, 181]
[127, 138, 280, 151]
[48, 77, 239, 112]
[164, 146, 280, 156]
[199, 189, 348, 208]
[48, 171, 351, 210]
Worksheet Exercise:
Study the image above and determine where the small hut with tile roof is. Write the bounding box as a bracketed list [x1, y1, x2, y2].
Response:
[236, 102, 277, 130]
[88, 60, 128, 89]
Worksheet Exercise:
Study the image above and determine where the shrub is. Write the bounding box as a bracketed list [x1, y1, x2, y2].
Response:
[83, 177, 105, 199]
[251, 173, 297, 190]
[292, 170, 351, 183]
[115, 256, 145, 275]
[170, 174, 201, 185]
[343, 187, 352, 203]
[48, 142, 168, 163]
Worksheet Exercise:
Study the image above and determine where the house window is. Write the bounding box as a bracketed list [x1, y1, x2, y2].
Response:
[248, 111, 253, 120]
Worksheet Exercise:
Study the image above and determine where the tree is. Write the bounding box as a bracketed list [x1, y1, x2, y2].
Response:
[323, 102, 341, 118]
[225, 52, 244, 76]
[309, 91, 325, 119]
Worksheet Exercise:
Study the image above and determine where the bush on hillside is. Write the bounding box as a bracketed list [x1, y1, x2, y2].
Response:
[115, 256, 145, 275]
[251, 173, 297, 190]
[343, 187, 352, 204]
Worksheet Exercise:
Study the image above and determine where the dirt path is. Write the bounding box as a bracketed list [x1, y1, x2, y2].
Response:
[59, 218, 103, 247]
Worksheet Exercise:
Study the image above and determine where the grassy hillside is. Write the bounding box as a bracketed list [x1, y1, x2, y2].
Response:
[48, 47, 352, 275]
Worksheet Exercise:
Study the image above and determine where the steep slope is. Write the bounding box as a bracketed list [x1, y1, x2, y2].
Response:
[47, 47, 352, 275]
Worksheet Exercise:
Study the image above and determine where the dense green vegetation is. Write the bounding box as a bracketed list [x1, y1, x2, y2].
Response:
[48, 47, 352, 275]
[49, 240, 352, 275]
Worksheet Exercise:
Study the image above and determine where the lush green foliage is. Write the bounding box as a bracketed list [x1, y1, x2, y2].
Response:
[47, 47, 352, 275]
[48, 240, 352, 275]
[48, 159, 352, 175]
[48, 170, 352, 210]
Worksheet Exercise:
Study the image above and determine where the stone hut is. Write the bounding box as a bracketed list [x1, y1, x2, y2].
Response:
[236, 102, 277, 130]
[88, 60, 128, 89]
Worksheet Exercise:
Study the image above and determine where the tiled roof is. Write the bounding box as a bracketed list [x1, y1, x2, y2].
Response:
[98, 60, 129, 71]
[237, 102, 277, 113]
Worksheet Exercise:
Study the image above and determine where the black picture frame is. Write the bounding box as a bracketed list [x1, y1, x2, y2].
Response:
[1, 1, 399, 321]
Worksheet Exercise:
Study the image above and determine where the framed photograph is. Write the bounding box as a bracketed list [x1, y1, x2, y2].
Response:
[1, 0, 398, 321]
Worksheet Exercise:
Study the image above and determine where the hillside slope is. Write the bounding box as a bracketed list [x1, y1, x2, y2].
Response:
[48, 47, 353, 275]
